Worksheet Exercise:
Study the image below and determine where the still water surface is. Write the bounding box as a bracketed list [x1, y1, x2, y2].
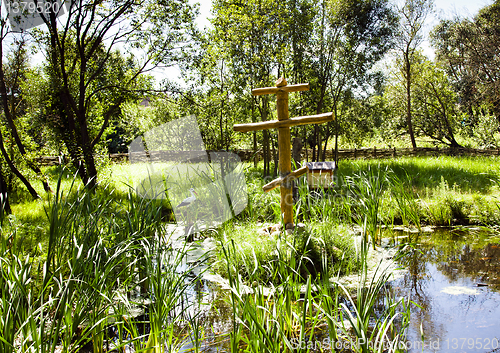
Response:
[391, 229, 500, 352]
[174, 227, 500, 352]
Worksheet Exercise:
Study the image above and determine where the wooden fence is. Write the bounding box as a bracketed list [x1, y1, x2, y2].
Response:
[35, 147, 500, 166]
[319, 146, 500, 160]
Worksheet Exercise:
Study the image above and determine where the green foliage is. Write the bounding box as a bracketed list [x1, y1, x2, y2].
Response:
[383, 52, 463, 147]
[24, 0, 199, 186]
[393, 0, 434, 148]
[338, 93, 389, 148]
[221, 238, 317, 352]
[337, 235, 413, 353]
[3, 156, 500, 352]
[346, 165, 389, 248]
[212, 222, 358, 285]
[389, 172, 422, 230]
[185, 0, 397, 162]
[469, 104, 500, 148]
[431, 1, 500, 121]
[220, 229, 413, 353]
[113, 97, 180, 153]
[412, 57, 463, 147]
[0, 169, 200, 352]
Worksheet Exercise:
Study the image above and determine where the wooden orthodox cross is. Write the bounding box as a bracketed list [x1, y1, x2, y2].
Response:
[234, 77, 333, 226]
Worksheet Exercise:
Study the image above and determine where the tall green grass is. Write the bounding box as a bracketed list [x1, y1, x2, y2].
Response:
[218, 224, 414, 352]
[211, 222, 358, 284]
[3, 155, 499, 352]
[0, 169, 201, 353]
[335, 233, 413, 353]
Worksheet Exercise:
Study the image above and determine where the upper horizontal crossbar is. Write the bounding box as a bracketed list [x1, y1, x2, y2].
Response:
[251, 83, 309, 96]
[233, 112, 333, 132]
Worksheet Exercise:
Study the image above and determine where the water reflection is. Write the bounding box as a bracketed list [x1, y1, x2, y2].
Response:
[390, 229, 500, 352]
[148, 228, 500, 352]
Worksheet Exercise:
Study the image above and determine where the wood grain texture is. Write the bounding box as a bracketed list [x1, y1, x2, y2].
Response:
[233, 112, 333, 132]
[263, 166, 308, 192]
[251, 83, 309, 96]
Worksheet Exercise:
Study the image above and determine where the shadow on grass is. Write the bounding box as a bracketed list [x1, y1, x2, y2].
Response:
[42, 165, 76, 179]
[8, 166, 176, 254]
[9, 200, 49, 253]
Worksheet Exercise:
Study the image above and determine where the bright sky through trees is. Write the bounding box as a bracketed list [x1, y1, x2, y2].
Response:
[23, 0, 490, 86]
[156, 0, 489, 85]
[22, 0, 486, 86]
[421, 0, 490, 58]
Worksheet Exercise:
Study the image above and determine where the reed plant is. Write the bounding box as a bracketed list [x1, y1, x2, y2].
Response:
[148, 233, 208, 352]
[0, 168, 203, 353]
[335, 231, 412, 353]
[235, 156, 500, 232]
[389, 172, 422, 231]
[218, 223, 413, 353]
[345, 165, 389, 248]
[15, 172, 140, 352]
[0, 227, 33, 353]
[5, 156, 470, 352]
[221, 235, 322, 352]
[212, 221, 358, 285]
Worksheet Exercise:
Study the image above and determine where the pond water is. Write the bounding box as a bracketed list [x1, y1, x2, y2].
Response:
[140, 226, 500, 352]
[390, 228, 500, 352]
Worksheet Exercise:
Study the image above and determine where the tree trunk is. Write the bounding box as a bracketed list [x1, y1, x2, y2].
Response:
[405, 54, 417, 149]
[262, 96, 271, 177]
[317, 128, 322, 162]
[314, 88, 326, 162]
[292, 137, 303, 167]
[82, 143, 98, 188]
[303, 128, 309, 162]
[334, 103, 339, 166]
[62, 130, 88, 183]
[48, 16, 96, 189]
[0, 38, 51, 193]
[78, 111, 98, 188]
[312, 125, 320, 162]
[0, 165, 11, 215]
[252, 105, 258, 168]
[220, 59, 225, 151]
[430, 82, 463, 149]
[272, 137, 278, 177]
[263, 130, 270, 176]
[0, 130, 39, 199]
[322, 128, 331, 161]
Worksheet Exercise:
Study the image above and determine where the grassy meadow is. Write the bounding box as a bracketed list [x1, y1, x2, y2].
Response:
[1, 155, 500, 352]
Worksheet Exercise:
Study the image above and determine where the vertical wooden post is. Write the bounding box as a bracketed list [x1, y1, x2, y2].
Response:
[233, 78, 333, 227]
[275, 78, 293, 225]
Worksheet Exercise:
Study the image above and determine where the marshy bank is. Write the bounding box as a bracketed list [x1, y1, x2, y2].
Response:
[2, 156, 500, 352]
